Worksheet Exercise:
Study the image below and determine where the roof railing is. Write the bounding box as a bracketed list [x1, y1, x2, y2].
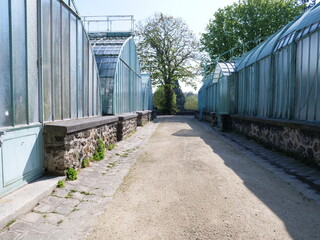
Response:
[82, 15, 135, 34]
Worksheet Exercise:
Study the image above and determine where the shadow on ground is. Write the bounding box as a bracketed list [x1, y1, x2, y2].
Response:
[160, 115, 320, 240]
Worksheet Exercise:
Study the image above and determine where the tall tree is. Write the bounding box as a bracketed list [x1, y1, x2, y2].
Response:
[201, 0, 305, 69]
[136, 13, 199, 114]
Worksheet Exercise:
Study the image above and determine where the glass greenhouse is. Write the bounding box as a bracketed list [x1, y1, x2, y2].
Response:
[199, 3, 320, 122]
[89, 33, 143, 115]
[0, 0, 152, 197]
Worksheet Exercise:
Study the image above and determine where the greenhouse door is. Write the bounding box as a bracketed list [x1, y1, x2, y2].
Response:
[0, 126, 43, 198]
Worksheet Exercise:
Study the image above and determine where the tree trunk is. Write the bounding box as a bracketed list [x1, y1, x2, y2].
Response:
[164, 84, 174, 114]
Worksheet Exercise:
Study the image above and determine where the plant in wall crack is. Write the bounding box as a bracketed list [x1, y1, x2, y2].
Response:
[82, 158, 90, 168]
[66, 168, 78, 181]
[92, 139, 106, 161]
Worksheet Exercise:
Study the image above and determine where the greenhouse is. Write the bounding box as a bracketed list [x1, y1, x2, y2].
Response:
[198, 2, 320, 166]
[198, 62, 235, 114]
[89, 32, 143, 115]
[141, 74, 153, 111]
[236, 2, 320, 121]
[199, 3, 320, 122]
[0, 1, 152, 198]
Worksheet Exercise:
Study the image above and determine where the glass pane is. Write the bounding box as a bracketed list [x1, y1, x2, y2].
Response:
[62, 7, 70, 119]
[27, 0, 39, 124]
[12, 0, 27, 125]
[77, 20, 83, 117]
[42, 0, 52, 121]
[83, 35, 89, 117]
[0, 0, 12, 127]
[52, 0, 61, 120]
[70, 15, 77, 119]
[88, 51, 93, 116]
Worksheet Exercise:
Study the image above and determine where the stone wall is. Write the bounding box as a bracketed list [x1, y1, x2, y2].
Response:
[117, 113, 138, 141]
[136, 110, 152, 126]
[45, 116, 118, 175]
[230, 115, 320, 167]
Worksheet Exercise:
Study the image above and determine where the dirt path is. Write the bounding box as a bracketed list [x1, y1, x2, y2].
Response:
[87, 116, 320, 240]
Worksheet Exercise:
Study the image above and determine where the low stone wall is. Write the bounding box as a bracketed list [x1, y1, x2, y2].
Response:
[230, 115, 320, 167]
[44, 116, 118, 175]
[136, 110, 152, 126]
[117, 113, 138, 141]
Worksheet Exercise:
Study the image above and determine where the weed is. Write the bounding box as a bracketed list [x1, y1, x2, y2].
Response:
[115, 153, 120, 156]
[107, 143, 115, 151]
[70, 189, 77, 193]
[5, 219, 16, 228]
[66, 168, 78, 181]
[107, 162, 117, 168]
[43, 215, 48, 218]
[65, 192, 73, 199]
[80, 191, 91, 195]
[71, 208, 79, 212]
[57, 180, 64, 188]
[57, 219, 63, 225]
[82, 158, 90, 168]
[92, 139, 106, 161]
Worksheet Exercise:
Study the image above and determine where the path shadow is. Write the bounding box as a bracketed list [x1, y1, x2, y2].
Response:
[159, 115, 320, 240]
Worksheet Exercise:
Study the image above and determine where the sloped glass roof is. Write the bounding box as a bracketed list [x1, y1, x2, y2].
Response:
[89, 35, 128, 78]
[236, 3, 320, 71]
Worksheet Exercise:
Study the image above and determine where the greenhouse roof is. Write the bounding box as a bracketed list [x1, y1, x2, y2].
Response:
[236, 3, 320, 71]
[89, 34, 129, 78]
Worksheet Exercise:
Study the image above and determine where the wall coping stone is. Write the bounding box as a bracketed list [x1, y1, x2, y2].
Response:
[136, 110, 152, 115]
[117, 113, 138, 121]
[45, 116, 119, 134]
[230, 114, 320, 133]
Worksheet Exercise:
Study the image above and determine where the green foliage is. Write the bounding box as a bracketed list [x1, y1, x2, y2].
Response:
[57, 180, 65, 188]
[66, 168, 78, 181]
[184, 95, 198, 110]
[107, 143, 115, 151]
[136, 13, 200, 113]
[201, 0, 305, 69]
[82, 158, 90, 168]
[153, 86, 177, 113]
[92, 139, 106, 161]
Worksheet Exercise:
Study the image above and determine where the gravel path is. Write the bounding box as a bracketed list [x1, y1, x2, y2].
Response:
[88, 116, 320, 240]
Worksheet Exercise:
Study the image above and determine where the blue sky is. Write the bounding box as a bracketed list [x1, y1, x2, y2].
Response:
[75, 0, 238, 37]
[75, 0, 238, 92]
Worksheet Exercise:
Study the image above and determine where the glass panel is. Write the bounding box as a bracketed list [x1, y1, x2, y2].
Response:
[52, 0, 61, 120]
[294, 40, 303, 119]
[62, 7, 70, 119]
[300, 37, 310, 120]
[77, 20, 83, 117]
[12, 0, 27, 125]
[0, 0, 12, 127]
[83, 35, 89, 117]
[88, 51, 93, 116]
[70, 15, 77, 119]
[308, 32, 318, 120]
[27, 0, 39, 124]
[42, 0, 52, 121]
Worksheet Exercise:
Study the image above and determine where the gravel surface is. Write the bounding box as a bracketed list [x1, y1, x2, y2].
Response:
[88, 116, 320, 240]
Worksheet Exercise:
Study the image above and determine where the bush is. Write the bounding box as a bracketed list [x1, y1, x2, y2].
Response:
[66, 168, 78, 181]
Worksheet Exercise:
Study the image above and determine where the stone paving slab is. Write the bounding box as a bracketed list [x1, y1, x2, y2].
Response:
[0, 120, 159, 240]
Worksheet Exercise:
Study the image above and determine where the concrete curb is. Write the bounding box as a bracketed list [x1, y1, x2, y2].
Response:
[0, 175, 64, 230]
